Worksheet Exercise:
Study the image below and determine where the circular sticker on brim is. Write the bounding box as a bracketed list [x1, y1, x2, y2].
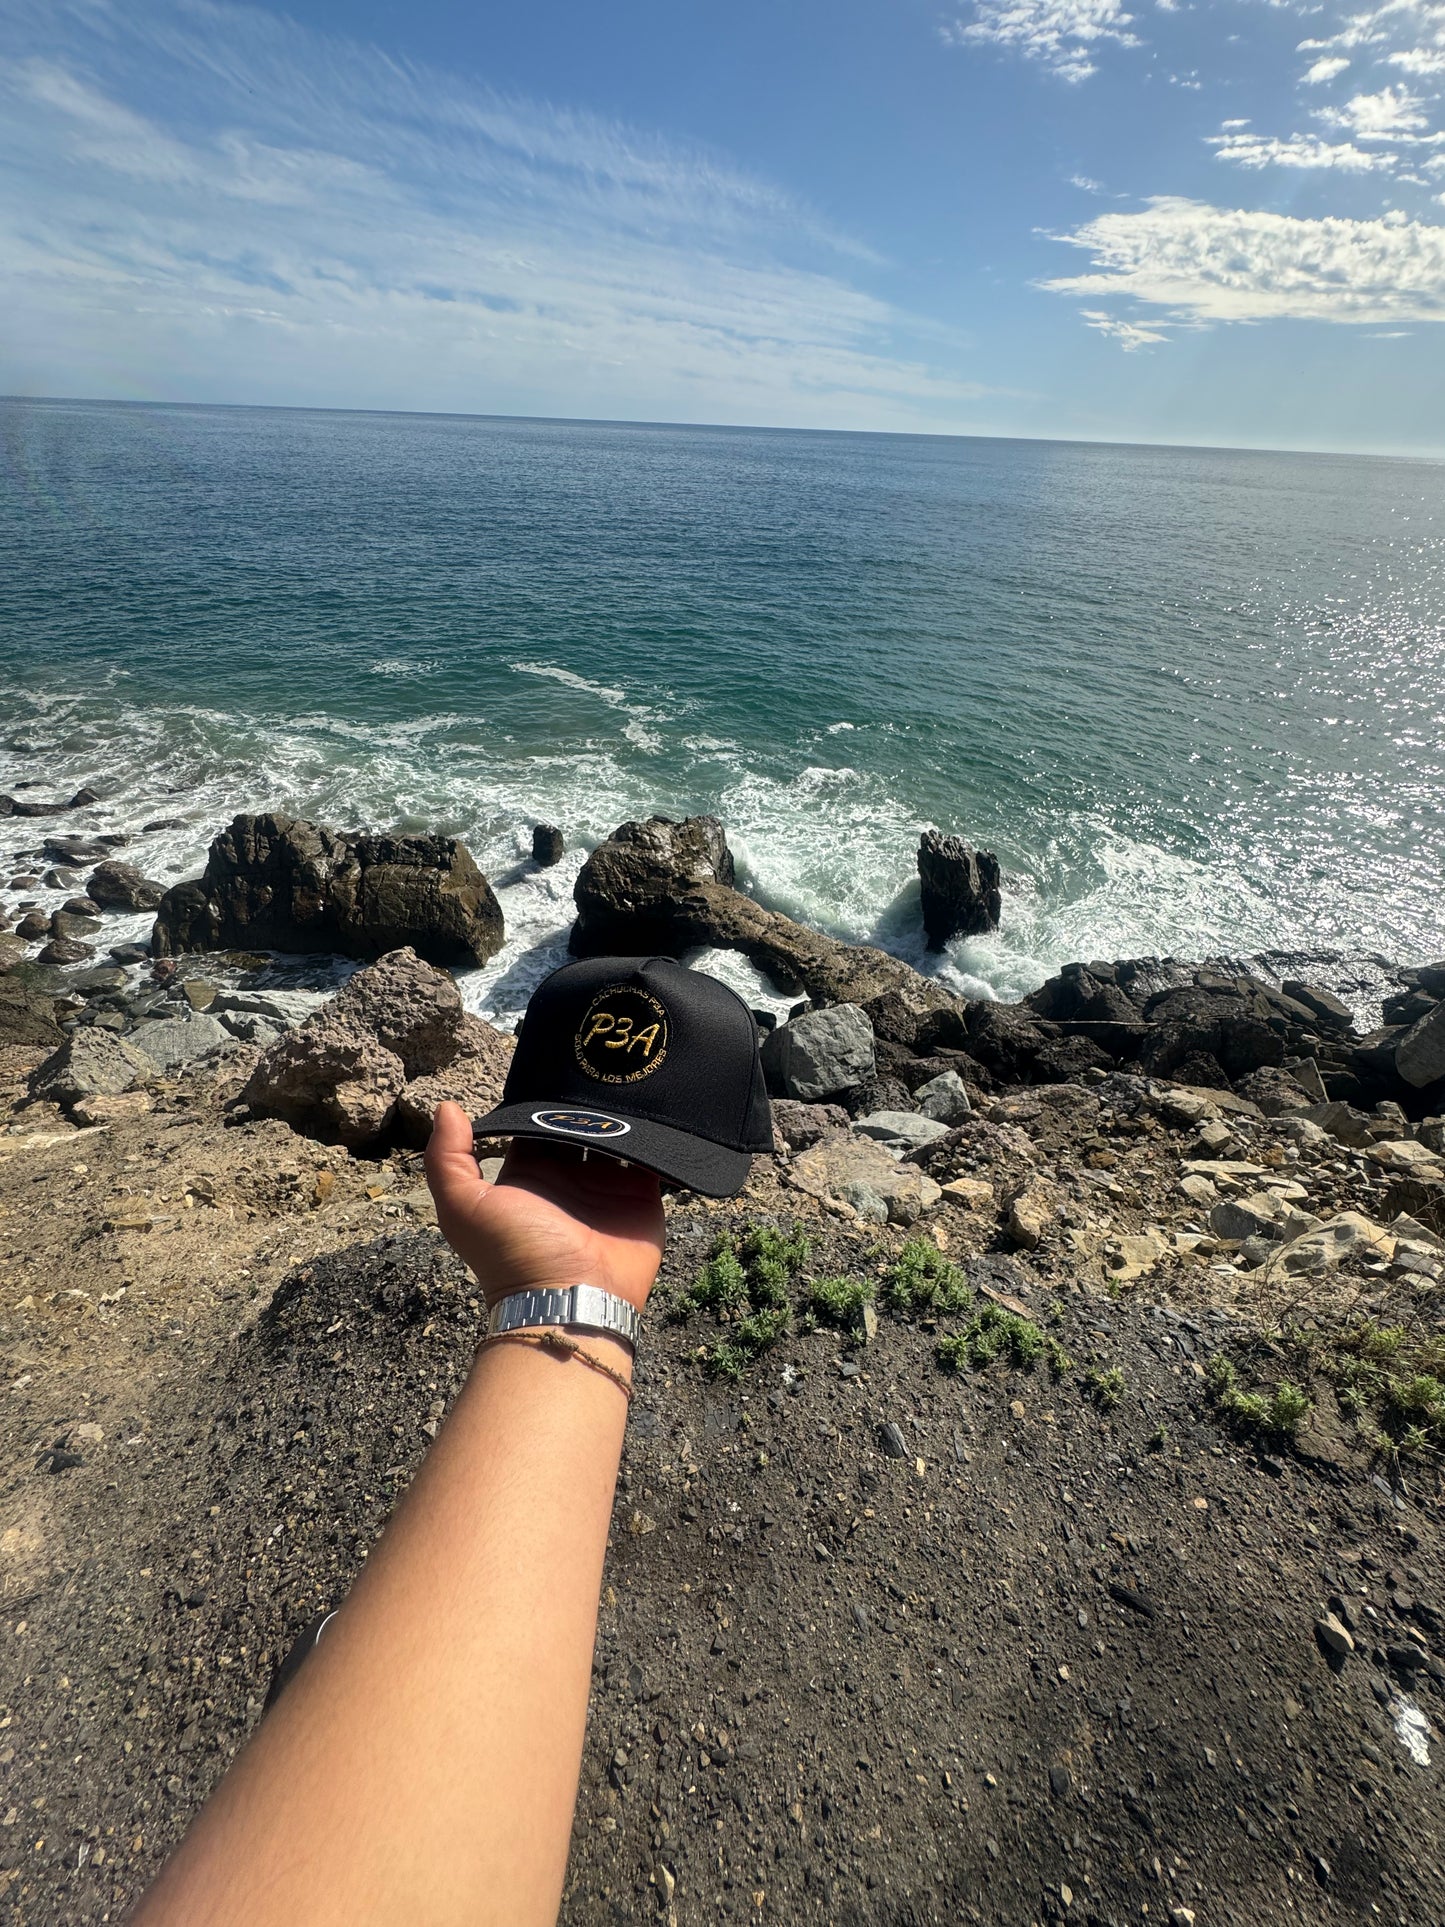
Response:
[530, 1109, 632, 1140]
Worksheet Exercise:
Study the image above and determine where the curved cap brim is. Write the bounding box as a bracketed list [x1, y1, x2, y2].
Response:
[470, 1099, 755, 1199]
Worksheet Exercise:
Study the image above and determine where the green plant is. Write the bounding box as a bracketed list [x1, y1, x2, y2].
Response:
[686, 1225, 811, 1376]
[1205, 1354, 1309, 1441]
[1147, 1424, 1169, 1452]
[809, 1274, 875, 1329]
[883, 1238, 971, 1315]
[936, 1304, 1072, 1378]
[1083, 1365, 1126, 1412]
[689, 1237, 749, 1313]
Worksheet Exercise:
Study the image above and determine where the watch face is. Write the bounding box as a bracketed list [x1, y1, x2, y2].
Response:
[573, 984, 670, 1084]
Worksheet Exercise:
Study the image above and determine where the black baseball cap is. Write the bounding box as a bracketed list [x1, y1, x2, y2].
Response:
[472, 955, 773, 1197]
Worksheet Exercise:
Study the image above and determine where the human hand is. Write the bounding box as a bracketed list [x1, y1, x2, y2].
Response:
[424, 1101, 666, 1313]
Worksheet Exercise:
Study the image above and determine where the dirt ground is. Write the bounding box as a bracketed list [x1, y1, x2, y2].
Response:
[1, 1044, 1443, 1926]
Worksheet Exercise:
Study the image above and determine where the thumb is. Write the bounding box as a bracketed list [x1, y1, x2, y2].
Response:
[424, 1100, 487, 1225]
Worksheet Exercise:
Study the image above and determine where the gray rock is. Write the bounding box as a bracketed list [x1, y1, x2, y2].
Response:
[914, 1069, 972, 1125]
[532, 824, 565, 866]
[878, 1421, 910, 1459]
[212, 988, 324, 1028]
[29, 1029, 152, 1107]
[50, 910, 102, 944]
[1396, 1001, 1445, 1090]
[15, 911, 49, 941]
[1296, 1100, 1376, 1148]
[1281, 980, 1355, 1034]
[38, 937, 94, 966]
[128, 1012, 232, 1071]
[852, 1110, 951, 1154]
[1208, 1193, 1288, 1243]
[1281, 1055, 1328, 1103]
[87, 859, 165, 912]
[760, 1004, 875, 1102]
[219, 1012, 286, 1050]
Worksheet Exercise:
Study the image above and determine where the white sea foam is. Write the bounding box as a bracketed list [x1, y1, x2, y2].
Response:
[0, 679, 1430, 1032]
[510, 662, 629, 708]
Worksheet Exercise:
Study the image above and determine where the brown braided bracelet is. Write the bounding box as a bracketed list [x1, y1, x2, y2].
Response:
[477, 1328, 634, 1405]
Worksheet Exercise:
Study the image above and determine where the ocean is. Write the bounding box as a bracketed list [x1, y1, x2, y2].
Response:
[2, 396, 1443, 1024]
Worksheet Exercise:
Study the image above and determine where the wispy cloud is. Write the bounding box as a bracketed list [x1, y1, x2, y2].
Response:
[0, 0, 996, 426]
[942, 0, 1140, 83]
[1045, 197, 1445, 325]
[1209, 129, 1397, 167]
[1302, 54, 1352, 83]
[1080, 308, 1168, 346]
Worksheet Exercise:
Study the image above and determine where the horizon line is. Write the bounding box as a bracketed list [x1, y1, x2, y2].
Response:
[4, 390, 1443, 467]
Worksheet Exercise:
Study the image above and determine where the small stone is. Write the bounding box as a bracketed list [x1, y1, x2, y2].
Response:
[1314, 1613, 1354, 1666]
[1006, 1183, 1056, 1251]
[941, 1176, 994, 1210]
[1009, 1398, 1026, 1421]
[1048, 1764, 1071, 1798]
[878, 1421, 909, 1459]
[1168, 1909, 1197, 1927]
[47, 1449, 83, 1473]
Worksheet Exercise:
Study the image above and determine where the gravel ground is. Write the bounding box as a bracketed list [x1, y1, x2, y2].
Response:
[2, 1051, 1443, 1926]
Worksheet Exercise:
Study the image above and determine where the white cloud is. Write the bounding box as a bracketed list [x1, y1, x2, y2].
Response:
[942, 0, 1140, 82]
[1389, 47, 1445, 70]
[1303, 54, 1352, 82]
[1070, 172, 1104, 190]
[1045, 196, 1445, 325]
[1209, 129, 1397, 167]
[0, 0, 996, 426]
[1080, 308, 1168, 345]
[1318, 84, 1431, 137]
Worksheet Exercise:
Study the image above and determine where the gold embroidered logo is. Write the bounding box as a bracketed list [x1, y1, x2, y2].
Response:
[575, 985, 669, 1083]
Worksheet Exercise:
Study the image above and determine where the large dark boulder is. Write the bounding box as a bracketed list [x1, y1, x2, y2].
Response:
[1027, 963, 1139, 1025]
[571, 816, 735, 956]
[1137, 982, 1287, 1081]
[152, 815, 504, 968]
[531, 824, 565, 867]
[88, 860, 165, 912]
[917, 831, 1001, 949]
[571, 816, 960, 1014]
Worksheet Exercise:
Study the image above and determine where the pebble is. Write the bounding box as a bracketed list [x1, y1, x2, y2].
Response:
[878, 1421, 909, 1459]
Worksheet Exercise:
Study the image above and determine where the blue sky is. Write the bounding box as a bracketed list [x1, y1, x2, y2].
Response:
[2, 0, 1443, 452]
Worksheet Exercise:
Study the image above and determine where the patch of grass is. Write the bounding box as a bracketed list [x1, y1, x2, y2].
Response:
[1205, 1354, 1309, 1441]
[883, 1238, 971, 1316]
[688, 1239, 749, 1314]
[1083, 1365, 1126, 1412]
[739, 1224, 811, 1308]
[936, 1304, 1072, 1378]
[809, 1274, 875, 1329]
[686, 1224, 811, 1376]
[1301, 1319, 1445, 1461]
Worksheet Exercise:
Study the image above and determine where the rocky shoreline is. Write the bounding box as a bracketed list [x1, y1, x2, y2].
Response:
[2, 799, 1445, 1924]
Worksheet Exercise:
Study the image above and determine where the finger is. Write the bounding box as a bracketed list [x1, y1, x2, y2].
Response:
[424, 1101, 488, 1223]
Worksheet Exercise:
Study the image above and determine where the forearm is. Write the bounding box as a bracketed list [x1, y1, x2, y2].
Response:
[135, 1333, 632, 1927]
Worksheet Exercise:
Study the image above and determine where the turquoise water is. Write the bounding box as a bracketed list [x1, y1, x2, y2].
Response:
[2, 396, 1443, 1021]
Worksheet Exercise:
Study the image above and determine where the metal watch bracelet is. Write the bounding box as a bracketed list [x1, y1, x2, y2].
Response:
[486, 1285, 642, 1353]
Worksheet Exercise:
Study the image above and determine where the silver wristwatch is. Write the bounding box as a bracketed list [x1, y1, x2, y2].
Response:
[487, 1285, 642, 1353]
